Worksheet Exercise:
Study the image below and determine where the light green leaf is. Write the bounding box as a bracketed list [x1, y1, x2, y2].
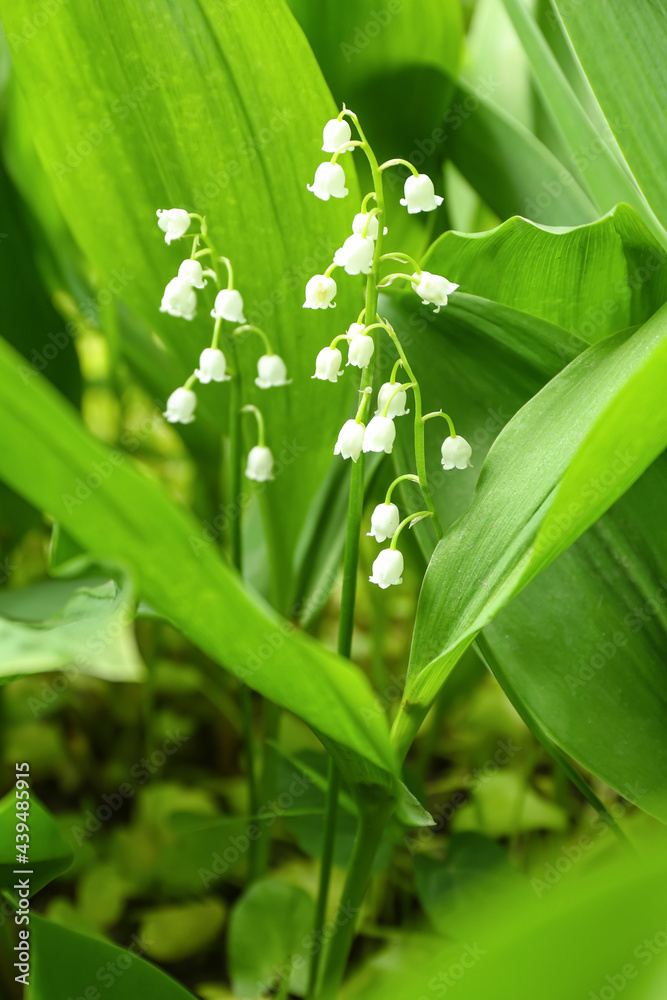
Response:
[555, 0, 667, 232]
[0, 576, 145, 684]
[0, 0, 360, 610]
[228, 879, 314, 998]
[0, 793, 73, 896]
[446, 83, 597, 226]
[421, 206, 667, 344]
[499, 0, 666, 244]
[381, 291, 667, 818]
[0, 336, 397, 782]
[393, 303, 667, 785]
[348, 844, 667, 1000]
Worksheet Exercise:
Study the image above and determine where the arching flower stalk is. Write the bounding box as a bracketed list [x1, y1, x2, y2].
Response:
[304, 107, 473, 1000]
[154, 210, 288, 490]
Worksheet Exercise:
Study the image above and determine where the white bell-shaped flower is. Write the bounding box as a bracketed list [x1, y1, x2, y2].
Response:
[255, 354, 290, 389]
[322, 118, 353, 153]
[211, 289, 246, 323]
[160, 277, 197, 320]
[399, 174, 444, 214]
[367, 503, 400, 543]
[307, 162, 349, 201]
[195, 348, 231, 384]
[363, 415, 396, 454]
[245, 445, 274, 482]
[312, 346, 343, 383]
[441, 435, 473, 470]
[369, 548, 404, 589]
[156, 208, 191, 244]
[411, 271, 459, 313]
[333, 234, 374, 275]
[347, 328, 374, 368]
[164, 386, 197, 424]
[352, 212, 387, 240]
[303, 274, 337, 310]
[178, 259, 207, 288]
[375, 381, 409, 418]
[334, 419, 365, 462]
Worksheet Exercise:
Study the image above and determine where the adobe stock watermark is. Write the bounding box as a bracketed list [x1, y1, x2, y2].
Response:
[198, 769, 313, 889]
[531, 783, 646, 898]
[565, 580, 667, 694]
[189, 439, 305, 554]
[192, 107, 296, 211]
[404, 739, 522, 855]
[382, 76, 500, 190]
[417, 942, 487, 998]
[70, 730, 190, 845]
[340, 0, 403, 62]
[5, 0, 70, 51]
[27, 599, 136, 717]
[17, 269, 134, 384]
[588, 920, 667, 1000]
[51, 67, 168, 179]
[58, 406, 163, 515]
[532, 446, 639, 559]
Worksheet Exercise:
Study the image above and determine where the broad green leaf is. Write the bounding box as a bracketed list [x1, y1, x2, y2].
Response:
[348, 843, 667, 1000]
[392, 303, 667, 781]
[0, 793, 72, 896]
[0, 0, 360, 610]
[381, 291, 667, 817]
[288, 0, 463, 162]
[228, 879, 314, 998]
[0, 336, 397, 781]
[0, 155, 80, 403]
[422, 206, 667, 344]
[445, 83, 597, 226]
[555, 0, 667, 232]
[381, 292, 585, 549]
[26, 914, 196, 999]
[499, 0, 666, 244]
[0, 576, 145, 684]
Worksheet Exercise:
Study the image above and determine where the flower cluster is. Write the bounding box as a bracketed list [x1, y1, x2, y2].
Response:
[156, 210, 289, 482]
[305, 109, 472, 587]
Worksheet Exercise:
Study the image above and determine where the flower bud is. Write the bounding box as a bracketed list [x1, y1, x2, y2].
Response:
[441, 435, 473, 470]
[164, 387, 197, 424]
[347, 329, 374, 368]
[367, 503, 400, 543]
[195, 348, 231, 384]
[369, 548, 404, 589]
[312, 347, 343, 382]
[363, 415, 396, 454]
[411, 271, 459, 313]
[255, 354, 290, 389]
[333, 233, 374, 275]
[245, 445, 274, 482]
[156, 208, 191, 243]
[399, 174, 444, 214]
[334, 419, 365, 462]
[160, 277, 197, 320]
[307, 162, 349, 201]
[321, 118, 353, 153]
[211, 289, 246, 323]
[303, 274, 337, 310]
[178, 259, 207, 288]
[376, 381, 409, 418]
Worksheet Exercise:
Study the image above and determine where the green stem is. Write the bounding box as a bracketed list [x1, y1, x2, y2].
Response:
[312, 116, 391, 1000]
[381, 324, 443, 540]
[317, 803, 394, 1000]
